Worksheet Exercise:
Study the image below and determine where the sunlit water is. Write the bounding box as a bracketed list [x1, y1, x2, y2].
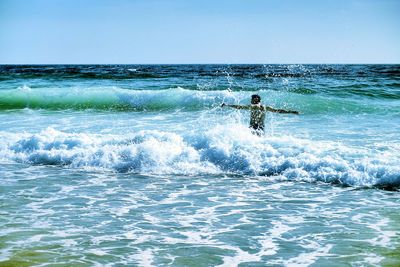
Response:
[0, 65, 399, 266]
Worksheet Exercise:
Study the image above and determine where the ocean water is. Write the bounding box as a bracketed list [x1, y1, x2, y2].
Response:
[0, 64, 399, 266]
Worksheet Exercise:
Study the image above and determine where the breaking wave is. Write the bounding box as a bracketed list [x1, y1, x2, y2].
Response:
[0, 86, 398, 114]
[1, 127, 399, 188]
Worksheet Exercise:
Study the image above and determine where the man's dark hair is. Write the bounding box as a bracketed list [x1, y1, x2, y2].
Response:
[251, 94, 261, 101]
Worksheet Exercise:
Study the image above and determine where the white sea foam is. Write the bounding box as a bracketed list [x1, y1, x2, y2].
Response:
[284, 244, 333, 267]
[217, 250, 260, 267]
[88, 248, 108, 256]
[364, 254, 384, 265]
[132, 249, 155, 267]
[0, 126, 399, 187]
[368, 217, 397, 248]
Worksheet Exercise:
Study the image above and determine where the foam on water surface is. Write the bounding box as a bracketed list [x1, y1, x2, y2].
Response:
[1, 126, 398, 188]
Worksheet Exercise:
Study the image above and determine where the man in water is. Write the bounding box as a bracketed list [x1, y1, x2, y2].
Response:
[221, 94, 299, 135]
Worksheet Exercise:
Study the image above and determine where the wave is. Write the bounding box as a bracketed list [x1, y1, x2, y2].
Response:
[326, 84, 400, 99]
[0, 86, 398, 115]
[0, 86, 236, 111]
[1, 127, 399, 189]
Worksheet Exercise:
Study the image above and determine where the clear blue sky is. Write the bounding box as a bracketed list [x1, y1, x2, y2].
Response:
[0, 0, 399, 64]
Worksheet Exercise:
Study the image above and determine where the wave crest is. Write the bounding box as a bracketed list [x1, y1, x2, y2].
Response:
[0, 86, 398, 115]
[1, 127, 399, 188]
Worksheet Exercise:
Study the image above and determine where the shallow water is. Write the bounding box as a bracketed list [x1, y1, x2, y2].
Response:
[0, 65, 399, 266]
[1, 166, 400, 266]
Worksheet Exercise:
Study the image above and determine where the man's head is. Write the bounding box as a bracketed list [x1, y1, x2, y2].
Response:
[251, 94, 261, 104]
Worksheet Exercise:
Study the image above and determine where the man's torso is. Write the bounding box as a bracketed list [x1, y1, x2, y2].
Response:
[249, 105, 266, 130]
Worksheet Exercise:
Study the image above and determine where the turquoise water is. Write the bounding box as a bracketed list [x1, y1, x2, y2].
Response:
[0, 65, 399, 266]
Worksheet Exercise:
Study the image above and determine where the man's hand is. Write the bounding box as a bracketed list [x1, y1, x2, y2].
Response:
[221, 103, 226, 107]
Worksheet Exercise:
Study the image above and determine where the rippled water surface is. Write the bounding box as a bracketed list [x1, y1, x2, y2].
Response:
[0, 65, 399, 266]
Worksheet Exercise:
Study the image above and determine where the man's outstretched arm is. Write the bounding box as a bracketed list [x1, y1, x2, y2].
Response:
[265, 106, 299, 114]
[221, 103, 251, 110]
